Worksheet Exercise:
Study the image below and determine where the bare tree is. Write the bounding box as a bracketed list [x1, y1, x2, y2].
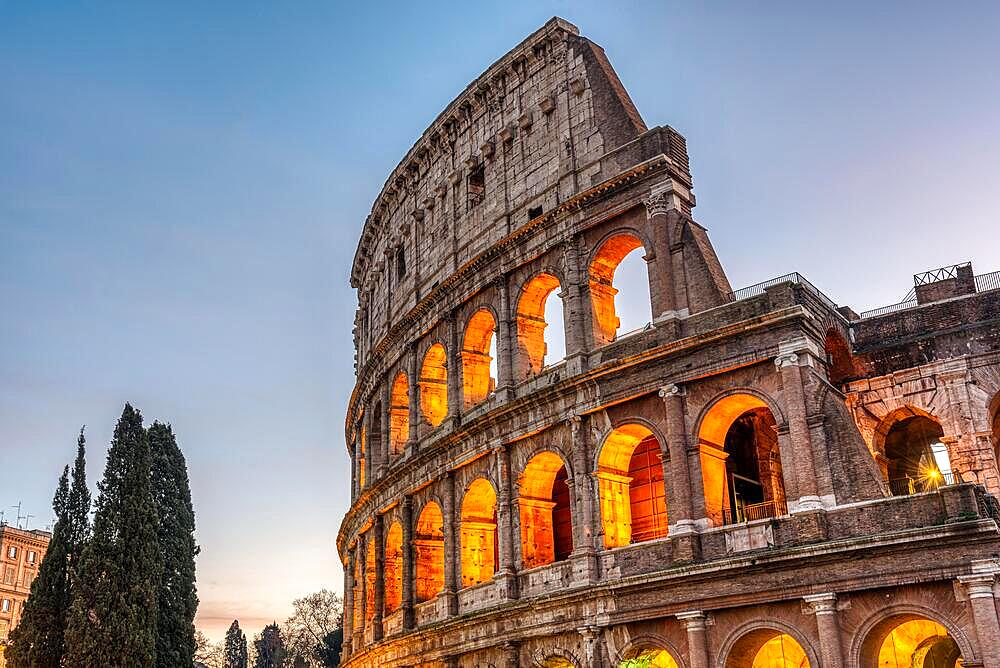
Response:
[194, 629, 224, 668]
[282, 590, 343, 667]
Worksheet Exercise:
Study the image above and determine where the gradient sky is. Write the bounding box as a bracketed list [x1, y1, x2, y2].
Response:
[2, 1, 999, 643]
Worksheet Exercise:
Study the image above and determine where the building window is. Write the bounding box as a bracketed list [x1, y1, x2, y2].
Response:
[1, 599, 10, 613]
[467, 165, 485, 210]
[27, 550, 36, 564]
[396, 246, 407, 280]
[4, 567, 13, 585]
[6, 546, 16, 559]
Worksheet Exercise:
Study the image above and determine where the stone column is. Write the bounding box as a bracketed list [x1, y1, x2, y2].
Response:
[959, 563, 1000, 668]
[372, 515, 385, 642]
[356, 537, 367, 651]
[446, 311, 462, 426]
[494, 275, 515, 402]
[644, 190, 677, 320]
[342, 549, 355, 658]
[578, 626, 604, 668]
[569, 415, 599, 581]
[441, 472, 459, 615]
[803, 593, 844, 668]
[502, 641, 520, 668]
[561, 236, 591, 376]
[494, 445, 519, 599]
[659, 384, 695, 532]
[407, 344, 420, 450]
[400, 496, 415, 630]
[378, 380, 391, 477]
[775, 345, 822, 512]
[350, 431, 360, 501]
[677, 611, 710, 668]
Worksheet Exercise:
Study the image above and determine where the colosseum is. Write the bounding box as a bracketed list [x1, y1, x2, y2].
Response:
[337, 18, 1000, 668]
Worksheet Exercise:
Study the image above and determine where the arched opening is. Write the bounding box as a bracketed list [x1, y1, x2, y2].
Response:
[518, 451, 573, 568]
[460, 478, 498, 588]
[881, 413, 951, 495]
[368, 402, 383, 471]
[365, 536, 376, 627]
[540, 658, 576, 668]
[824, 328, 858, 386]
[590, 233, 651, 345]
[862, 615, 964, 668]
[358, 422, 367, 490]
[414, 502, 445, 603]
[352, 547, 363, 631]
[597, 424, 668, 549]
[420, 343, 448, 427]
[384, 521, 403, 615]
[619, 647, 680, 668]
[389, 372, 409, 456]
[516, 273, 565, 378]
[463, 309, 498, 409]
[725, 629, 810, 668]
[699, 394, 787, 525]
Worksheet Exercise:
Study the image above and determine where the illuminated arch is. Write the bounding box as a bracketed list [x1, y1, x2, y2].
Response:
[874, 407, 950, 495]
[518, 451, 573, 568]
[697, 392, 787, 525]
[851, 605, 975, 667]
[823, 328, 857, 385]
[516, 273, 564, 377]
[352, 545, 363, 631]
[420, 343, 448, 427]
[721, 623, 814, 668]
[460, 478, 498, 588]
[358, 421, 367, 490]
[365, 536, 376, 626]
[597, 423, 668, 548]
[414, 501, 445, 603]
[463, 309, 498, 409]
[389, 372, 409, 456]
[617, 637, 682, 668]
[384, 520, 403, 614]
[589, 232, 651, 345]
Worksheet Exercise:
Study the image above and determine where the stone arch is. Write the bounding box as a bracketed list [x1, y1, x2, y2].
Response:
[414, 500, 445, 603]
[518, 450, 574, 568]
[596, 422, 668, 548]
[823, 327, 859, 386]
[589, 230, 653, 346]
[717, 619, 818, 668]
[850, 604, 976, 668]
[463, 308, 498, 409]
[873, 406, 952, 495]
[616, 633, 685, 668]
[531, 647, 581, 668]
[420, 342, 449, 427]
[460, 477, 498, 588]
[695, 391, 788, 526]
[384, 519, 403, 614]
[389, 371, 409, 456]
[516, 272, 565, 378]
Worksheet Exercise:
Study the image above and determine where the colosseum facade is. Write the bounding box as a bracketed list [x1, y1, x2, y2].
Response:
[338, 18, 1000, 668]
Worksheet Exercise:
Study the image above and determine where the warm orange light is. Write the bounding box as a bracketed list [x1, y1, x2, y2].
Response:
[389, 372, 409, 456]
[598, 424, 667, 548]
[459, 478, 498, 588]
[518, 451, 571, 568]
[516, 273, 561, 377]
[414, 502, 445, 603]
[751, 633, 809, 668]
[876, 619, 960, 667]
[365, 537, 376, 626]
[384, 521, 403, 614]
[462, 309, 497, 409]
[589, 233, 644, 345]
[419, 343, 448, 427]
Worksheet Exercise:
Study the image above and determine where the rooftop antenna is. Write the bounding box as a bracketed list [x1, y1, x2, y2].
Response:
[0, 510, 6, 526]
[24, 513, 35, 530]
[11, 501, 23, 528]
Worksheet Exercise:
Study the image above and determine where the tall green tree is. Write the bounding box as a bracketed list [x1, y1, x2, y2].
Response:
[64, 404, 163, 667]
[252, 623, 286, 668]
[7, 428, 90, 668]
[223, 620, 249, 668]
[149, 421, 199, 668]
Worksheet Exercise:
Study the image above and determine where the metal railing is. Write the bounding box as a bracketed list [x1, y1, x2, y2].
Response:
[976, 269, 1000, 293]
[724, 272, 840, 314]
[859, 299, 919, 319]
[859, 266, 998, 320]
[888, 471, 963, 496]
[914, 262, 971, 285]
[722, 499, 788, 525]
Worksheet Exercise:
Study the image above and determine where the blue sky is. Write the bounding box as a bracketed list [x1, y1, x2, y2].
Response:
[2, 1, 999, 641]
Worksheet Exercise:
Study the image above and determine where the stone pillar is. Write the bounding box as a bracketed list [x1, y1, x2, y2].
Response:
[356, 538, 367, 651]
[578, 626, 604, 668]
[441, 472, 459, 615]
[561, 236, 591, 376]
[659, 384, 695, 532]
[775, 344, 822, 512]
[351, 431, 360, 501]
[678, 611, 710, 668]
[502, 641, 520, 668]
[372, 515, 385, 642]
[447, 311, 462, 426]
[959, 562, 1000, 668]
[494, 276, 515, 402]
[407, 345, 420, 450]
[569, 415, 598, 558]
[377, 380, 391, 477]
[644, 190, 678, 320]
[400, 496, 415, 630]
[494, 445, 519, 599]
[803, 593, 844, 668]
[342, 549, 355, 658]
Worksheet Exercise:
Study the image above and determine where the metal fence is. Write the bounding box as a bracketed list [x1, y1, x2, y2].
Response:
[888, 471, 963, 497]
[721, 499, 788, 524]
[724, 272, 840, 314]
[976, 269, 1000, 293]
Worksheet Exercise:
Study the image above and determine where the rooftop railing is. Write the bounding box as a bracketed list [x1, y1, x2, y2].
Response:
[859, 268, 1000, 319]
[724, 272, 840, 314]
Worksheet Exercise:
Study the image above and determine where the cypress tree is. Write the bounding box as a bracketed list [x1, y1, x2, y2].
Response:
[64, 404, 163, 667]
[7, 428, 90, 668]
[223, 620, 248, 668]
[252, 623, 286, 668]
[149, 421, 199, 668]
